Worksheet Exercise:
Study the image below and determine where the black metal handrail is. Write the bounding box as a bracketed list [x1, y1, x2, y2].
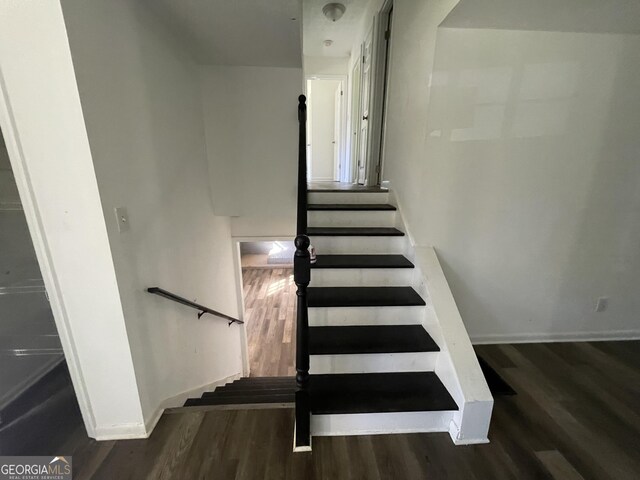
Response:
[294, 95, 311, 450]
[147, 287, 243, 326]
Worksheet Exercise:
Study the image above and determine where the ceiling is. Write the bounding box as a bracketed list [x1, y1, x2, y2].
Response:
[303, 0, 371, 57]
[144, 0, 303, 67]
[441, 0, 640, 34]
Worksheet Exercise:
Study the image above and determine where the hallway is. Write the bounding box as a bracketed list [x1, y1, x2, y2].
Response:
[243, 268, 296, 377]
[39, 341, 640, 480]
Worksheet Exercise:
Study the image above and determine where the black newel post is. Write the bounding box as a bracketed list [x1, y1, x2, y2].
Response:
[294, 95, 311, 449]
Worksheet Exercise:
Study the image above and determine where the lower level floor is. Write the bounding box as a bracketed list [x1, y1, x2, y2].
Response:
[26, 340, 640, 480]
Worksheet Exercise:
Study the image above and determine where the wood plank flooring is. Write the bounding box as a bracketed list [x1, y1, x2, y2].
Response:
[37, 340, 640, 480]
[242, 267, 296, 377]
[307, 181, 387, 192]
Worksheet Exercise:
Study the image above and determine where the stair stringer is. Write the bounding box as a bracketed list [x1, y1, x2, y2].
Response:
[388, 188, 494, 445]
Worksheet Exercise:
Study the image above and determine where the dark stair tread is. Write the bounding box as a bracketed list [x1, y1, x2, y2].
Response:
[203, 388, 294, 398]
[312, 254, 414, 269]
[184, 393, 294, 407]
[233, 377, 295, 384]
[307, 227, 404, 236]
[216, 383, 296, 393]
[309, 325, 439, 355]
[308, 204, 396, 211]
[309, 372, 458, 415]
[308, 286, 426, 308]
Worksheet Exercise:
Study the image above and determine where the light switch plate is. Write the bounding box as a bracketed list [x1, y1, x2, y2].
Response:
[114, 207, 130, 233]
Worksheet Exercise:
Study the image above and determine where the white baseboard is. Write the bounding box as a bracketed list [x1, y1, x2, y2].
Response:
[93, 371, 242, 441]
[471, 329, 640, 345]
[93, 422, 149, 440]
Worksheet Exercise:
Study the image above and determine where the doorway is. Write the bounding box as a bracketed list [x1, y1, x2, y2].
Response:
[351, 0, 394, 187]
[0, 128, 83, 454]
[306, 76, 348, 183]
[239, 240, 296, 377]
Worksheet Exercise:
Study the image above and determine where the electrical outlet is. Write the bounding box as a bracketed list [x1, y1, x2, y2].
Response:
[114, 207, 130, 233]
[595, 297, 609, 313]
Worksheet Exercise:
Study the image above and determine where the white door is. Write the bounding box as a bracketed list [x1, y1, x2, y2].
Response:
[350, 56, 362, 183]
[357, 28, 373, 184]
[334, 86, 341, 181]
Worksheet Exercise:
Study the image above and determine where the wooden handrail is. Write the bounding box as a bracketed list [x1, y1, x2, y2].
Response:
[294, 95, 311, 450]
[147, 287, 243, 326]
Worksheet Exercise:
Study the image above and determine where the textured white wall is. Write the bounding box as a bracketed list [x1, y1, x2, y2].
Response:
[382, 1, 640, 341]
[304, 56, 349, 76]
[200, 65, 303, 237]
[61, 0, 245, 430]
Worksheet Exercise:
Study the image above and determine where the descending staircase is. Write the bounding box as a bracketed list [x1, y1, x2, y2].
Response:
[184, 377, 295, 408]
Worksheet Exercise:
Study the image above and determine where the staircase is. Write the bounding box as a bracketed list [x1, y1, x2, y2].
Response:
[301, 187, 459, 443]
[183, 96, 492, 451]
[184, 377, 295, 409]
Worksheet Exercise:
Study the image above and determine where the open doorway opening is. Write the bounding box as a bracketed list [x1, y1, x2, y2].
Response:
[239, 241, 295, 377]
[0, 128, 83, 454]
[306, 76, 348, 184]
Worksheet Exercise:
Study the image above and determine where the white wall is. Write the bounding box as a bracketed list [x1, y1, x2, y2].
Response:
[200, 65, 303, 237]
[0, 0, 145, 438]
[304, 56, 349, 76]
[60, 0, 245, 432]
[308, 79, 341, 181]
[382, 1, 640, 342]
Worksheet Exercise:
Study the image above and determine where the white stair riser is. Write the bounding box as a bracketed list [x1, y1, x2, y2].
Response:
[310, 268, 414, 287]
[309, 306, 424, 326]
[310, 236, 406, 255]
[311, 411, 454, 437]
[308, 210, 396, 228]
[310, 352, 438, 374]
[308, 192, 389, 204]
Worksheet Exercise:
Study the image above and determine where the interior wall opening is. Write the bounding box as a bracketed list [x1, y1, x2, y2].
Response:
[239, 240, 296, 378]
[0, 127, 83, 454]
[306, 76, 349, 185]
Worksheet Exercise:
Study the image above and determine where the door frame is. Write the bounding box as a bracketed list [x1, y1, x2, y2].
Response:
[348, 48, 363, 185]
[305, 74, 349, 183]
[0, 75, 95, 436]
[365, 0, 394, 186]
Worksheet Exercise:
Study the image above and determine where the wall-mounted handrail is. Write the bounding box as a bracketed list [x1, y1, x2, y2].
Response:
[294, 94, 311, 450]
[146, 287, 243, 326]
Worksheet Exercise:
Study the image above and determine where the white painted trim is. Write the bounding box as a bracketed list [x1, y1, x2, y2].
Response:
[365, 0, 394, 186]
[0, 68, 97, 438]
[293, 422, 312, 452]
[312, 410, 454, 437]
[231, 240, 250, 377]
[310, 176, 335, 182]
[471, 330, 640, 345]
[96, 372, 242, 441]
[347, 51, 362, 184]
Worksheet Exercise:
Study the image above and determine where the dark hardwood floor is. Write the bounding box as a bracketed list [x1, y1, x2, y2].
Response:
[28, 340, 640, 479]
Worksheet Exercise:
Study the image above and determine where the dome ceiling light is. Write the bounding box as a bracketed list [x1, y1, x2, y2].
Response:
[322, 3, 346, 22]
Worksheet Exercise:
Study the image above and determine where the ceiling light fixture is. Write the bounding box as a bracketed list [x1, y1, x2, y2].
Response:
[322, 3, 346, 22]
[323, 39, 334, 47]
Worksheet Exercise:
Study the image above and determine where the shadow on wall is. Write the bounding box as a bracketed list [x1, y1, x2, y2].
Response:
[415, 28, 640, 341]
